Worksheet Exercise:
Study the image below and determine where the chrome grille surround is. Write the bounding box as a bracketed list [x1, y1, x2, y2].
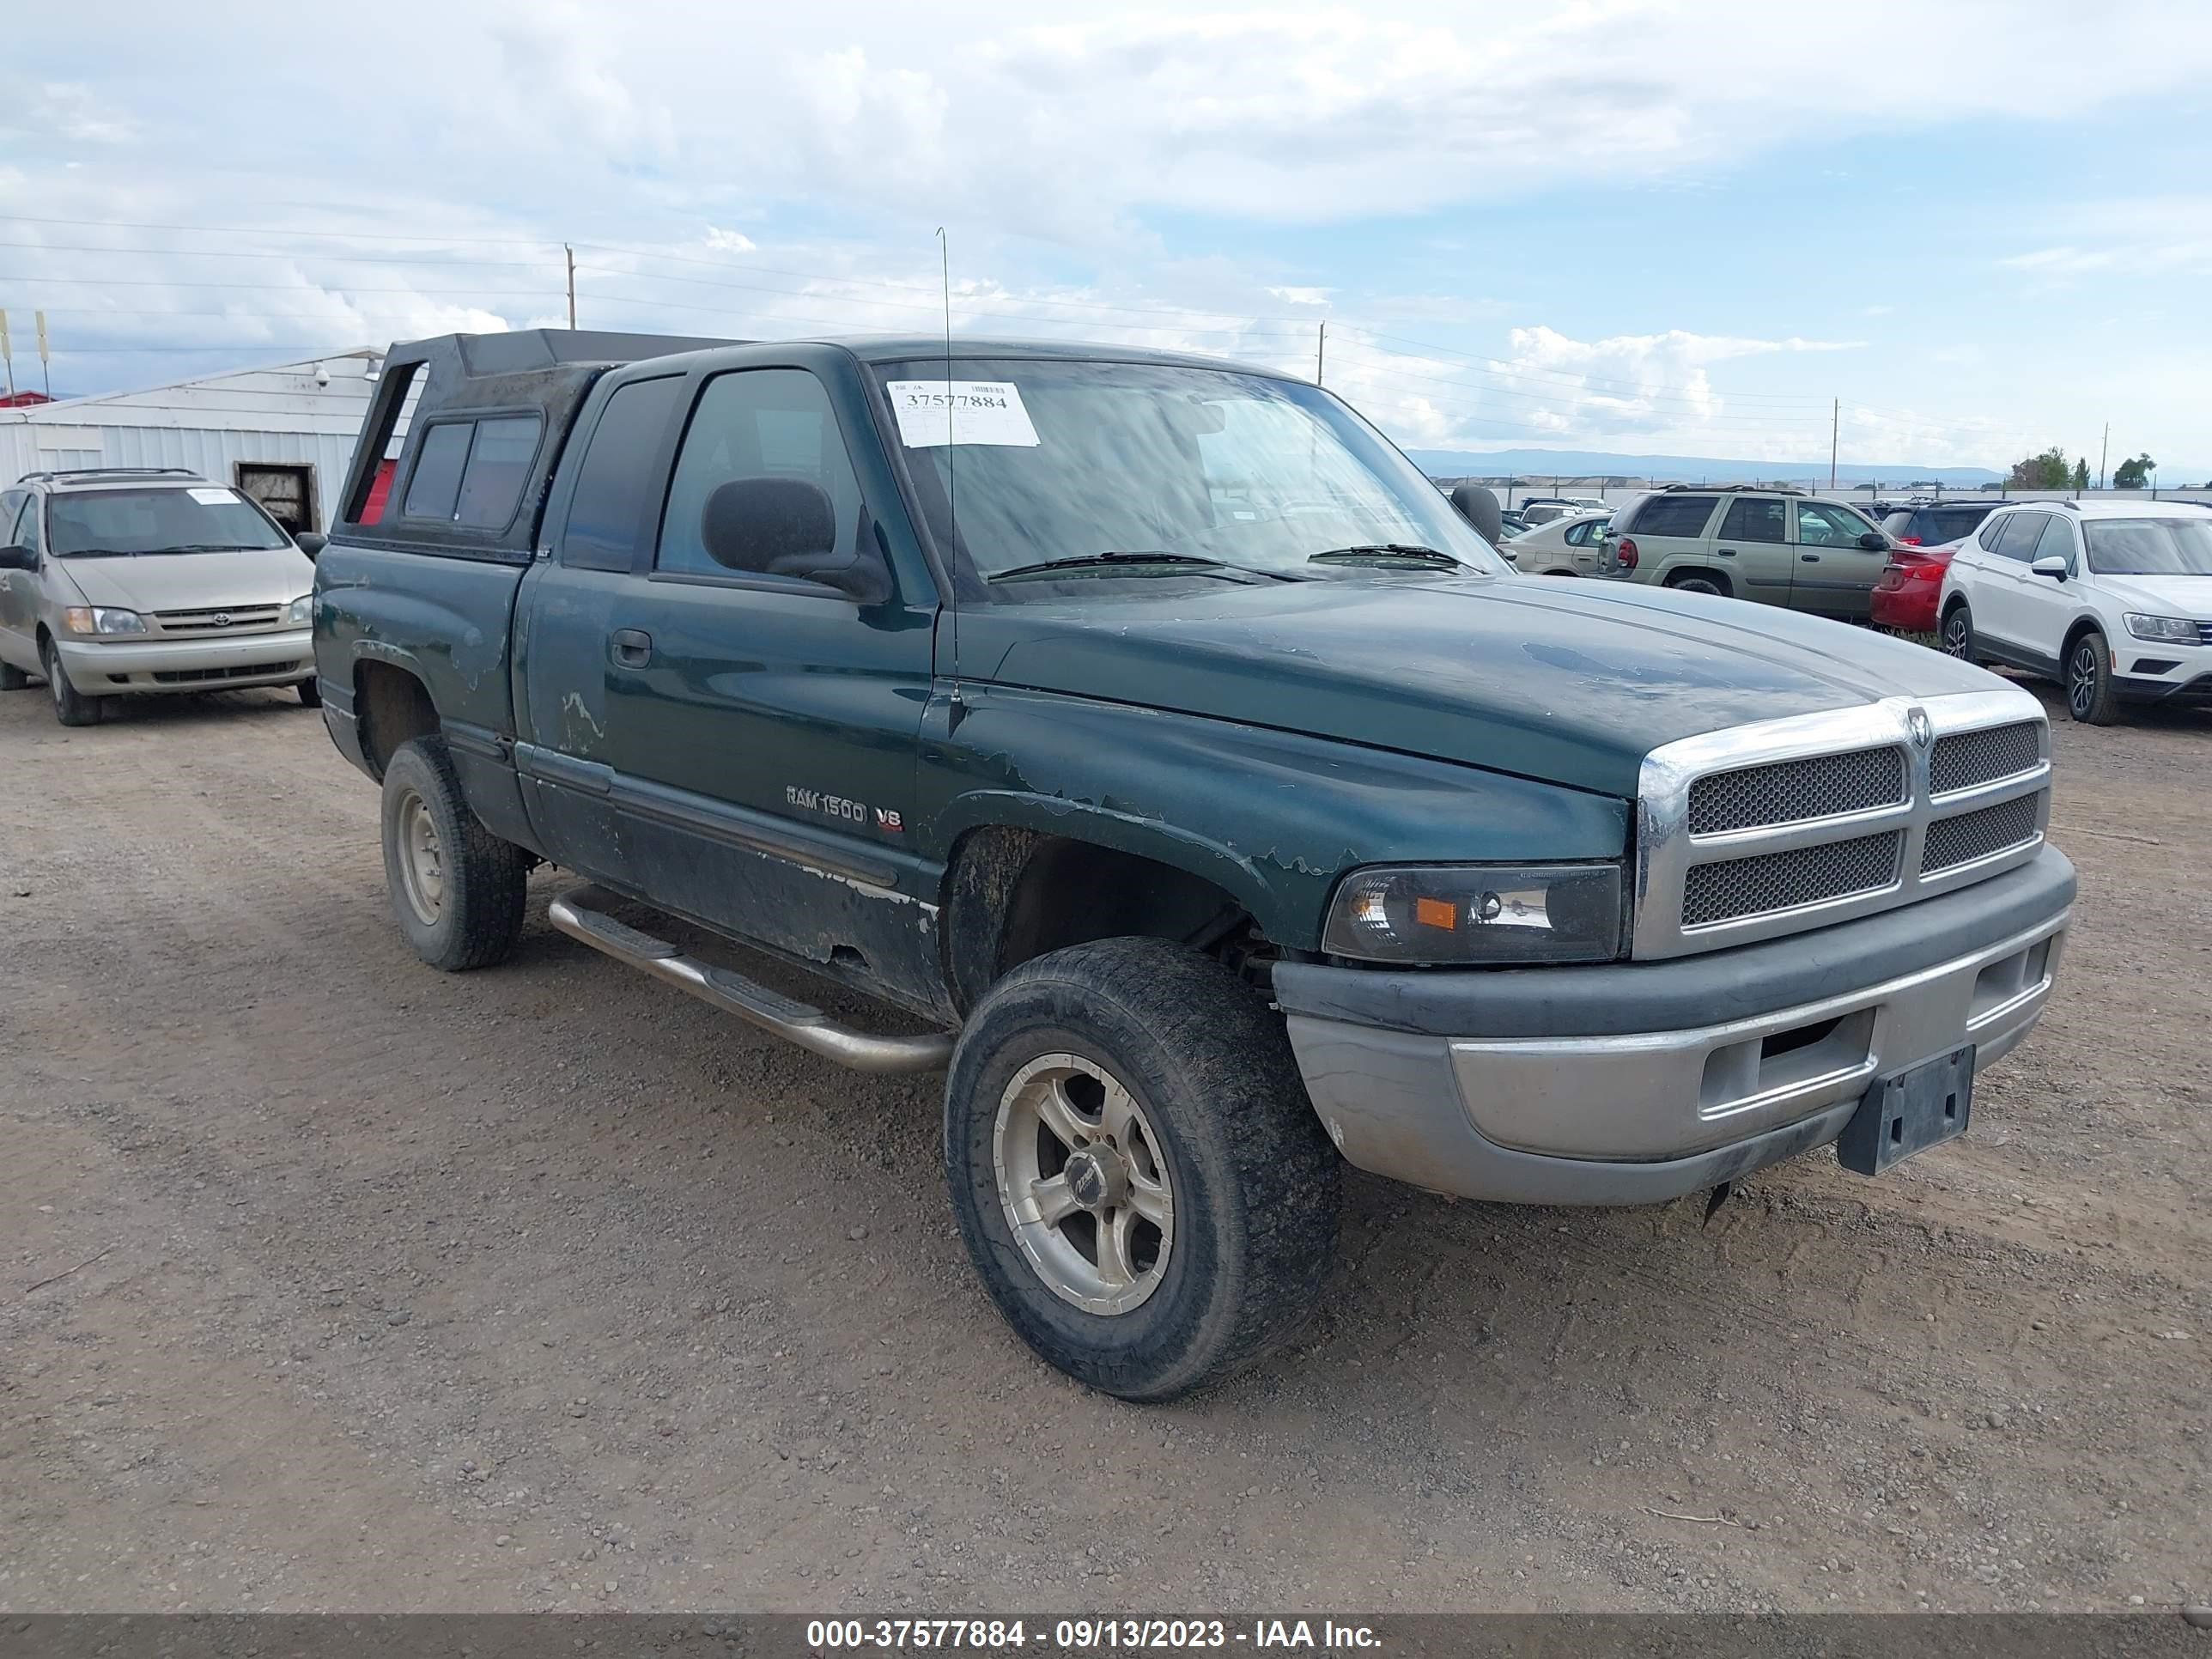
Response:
[1633, 688, 2051, 960]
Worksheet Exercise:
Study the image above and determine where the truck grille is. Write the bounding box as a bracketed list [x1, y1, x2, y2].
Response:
[1686, 747, 1905, 834]
[1681, 830, 1902, 927]
[1633, 693, 2052, 959]
[151, 659, 301, 684]
[153, 605, 283, 636]
[1929, 721, 2041, 795]
[1921, 793, 2042, 875]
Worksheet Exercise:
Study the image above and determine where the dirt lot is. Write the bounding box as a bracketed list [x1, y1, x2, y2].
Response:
[1, 677, 2206, 1616]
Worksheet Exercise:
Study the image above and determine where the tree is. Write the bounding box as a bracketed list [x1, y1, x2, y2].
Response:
[2008, 447, 2070, 489]
[2112, 453, 2155, 489]
[2073, 458, 2090, 491]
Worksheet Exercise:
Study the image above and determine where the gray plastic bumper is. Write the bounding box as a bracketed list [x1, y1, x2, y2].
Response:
[1275, 847, 2074, 1206]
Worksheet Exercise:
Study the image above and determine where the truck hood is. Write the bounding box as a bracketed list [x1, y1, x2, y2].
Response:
[969, 573, 2001, 798]
[50, 546, 315, 615]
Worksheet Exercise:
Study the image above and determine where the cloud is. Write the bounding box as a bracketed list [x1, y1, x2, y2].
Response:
[1267, 286, 1331, 307]
[704, 228, 757, 253]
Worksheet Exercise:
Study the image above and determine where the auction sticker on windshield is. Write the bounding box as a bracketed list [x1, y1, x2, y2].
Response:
[884, 380, 1040, 449]
[186, 487, 239, 505]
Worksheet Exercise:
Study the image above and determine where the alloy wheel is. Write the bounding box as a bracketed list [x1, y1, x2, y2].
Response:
[993, 1052, 1176, 1316]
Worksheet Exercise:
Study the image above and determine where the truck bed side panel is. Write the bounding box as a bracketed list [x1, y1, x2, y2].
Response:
[313, 540, 537, 851]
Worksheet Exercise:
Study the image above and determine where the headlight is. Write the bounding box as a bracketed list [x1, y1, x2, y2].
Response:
[1322, 864, 1626, 965]
[2124, 612, 2202, 644]
[62, 605, 147, 637]
[285, 592, 313, 626]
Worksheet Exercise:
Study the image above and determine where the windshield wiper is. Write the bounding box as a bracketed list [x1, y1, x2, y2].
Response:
[1307, 544, 1468, 568]
[989, 550, 1302, 584]
[56, 546, 133, 558]
[153, 544, 252, 553]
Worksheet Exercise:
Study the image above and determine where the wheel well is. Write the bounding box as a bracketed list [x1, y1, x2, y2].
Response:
[1941, 593, 1968, 618]
[1662, 566, 1733, 596]
[939, 827, 1256, 1017]
[354, 661, 440, 777]
[2061, 617, 2104, 661]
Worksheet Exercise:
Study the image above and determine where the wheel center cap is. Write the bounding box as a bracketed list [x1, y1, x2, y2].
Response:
[1064, 1148, 1126, 1210]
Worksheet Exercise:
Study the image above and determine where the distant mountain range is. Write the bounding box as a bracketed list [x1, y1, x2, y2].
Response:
[1407, 447, 2005, 487]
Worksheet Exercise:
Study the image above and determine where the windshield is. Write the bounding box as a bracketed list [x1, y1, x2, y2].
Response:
[2083, 517, 2212, 578]
[875, 359, 1507, 590]
[46, 486, 292, 556]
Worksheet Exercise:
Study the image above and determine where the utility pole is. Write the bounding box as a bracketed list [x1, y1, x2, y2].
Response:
[1315, 320, 1326, 386]
[564, 245, 577, 330]
[2097, 422, 2108, 491]
[34, 310, 49, 397]
[1829, 398, 1839, 489]
[0, 309, 14, 400]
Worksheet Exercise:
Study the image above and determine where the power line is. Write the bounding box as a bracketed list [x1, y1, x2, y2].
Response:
[0, 213, 554, 248]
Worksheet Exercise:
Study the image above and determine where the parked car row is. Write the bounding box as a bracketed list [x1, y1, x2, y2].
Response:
[1450, 478, 2211, 727]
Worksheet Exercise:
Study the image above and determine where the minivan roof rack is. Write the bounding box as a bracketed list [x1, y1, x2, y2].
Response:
[16, 465, 200, 484]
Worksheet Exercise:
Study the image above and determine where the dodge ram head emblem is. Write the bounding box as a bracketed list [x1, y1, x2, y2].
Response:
[1907, 708, 1932, 749]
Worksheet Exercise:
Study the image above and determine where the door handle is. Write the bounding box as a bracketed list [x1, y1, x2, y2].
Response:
[1801, 553, 1820, 562]
[1717, 547, 1736, 558]
[610, 628, 653, 667]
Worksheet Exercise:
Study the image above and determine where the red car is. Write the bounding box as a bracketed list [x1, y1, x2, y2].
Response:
[1870, 541, 1960, 632]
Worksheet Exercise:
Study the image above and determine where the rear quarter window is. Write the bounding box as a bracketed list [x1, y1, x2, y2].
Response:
[1628, 495, 1719, 538]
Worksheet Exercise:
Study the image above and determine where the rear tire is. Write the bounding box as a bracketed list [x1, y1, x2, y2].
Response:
[380, 736, 529, 970]
[2065, 629, 2123, 726]
[40, 636, 108, 727]
[1941, 602, 1975, 662]
[945, 936, 1341, 1401]
[0, 661, 27, 690]
[297, 678, 323, 708]
[1665, 570, 1729, 598]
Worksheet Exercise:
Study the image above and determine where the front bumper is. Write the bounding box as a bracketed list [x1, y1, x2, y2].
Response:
[1274, 847, 2074, 1206]
[55, 628, 313, 693]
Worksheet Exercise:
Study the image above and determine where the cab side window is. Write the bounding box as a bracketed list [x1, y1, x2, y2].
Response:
[0, 490, 28, 550]
[656, 368, 865, 580]
[562, 375, 684, 572]
[1720, 497, 1787, 542]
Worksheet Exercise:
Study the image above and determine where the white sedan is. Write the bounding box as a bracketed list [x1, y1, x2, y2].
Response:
[1501, 510, 1613, 577]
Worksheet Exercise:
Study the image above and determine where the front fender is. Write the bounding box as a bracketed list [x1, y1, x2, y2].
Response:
[922, 684, 1631, 951]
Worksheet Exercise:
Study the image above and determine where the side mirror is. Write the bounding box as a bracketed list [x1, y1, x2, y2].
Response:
[1448, 483, 1502, 542]
[295, 532, 328, 562]
[0, 543, 35, 572]
[1857, 531, 1888, 550]
[2030, 554, 2069, 580]
[700, 477, 886, 601]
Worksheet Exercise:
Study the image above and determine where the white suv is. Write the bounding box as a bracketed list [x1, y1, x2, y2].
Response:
[1937, 499, 2212, 724]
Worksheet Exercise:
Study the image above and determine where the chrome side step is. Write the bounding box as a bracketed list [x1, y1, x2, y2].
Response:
[547, 885, 955, 1074]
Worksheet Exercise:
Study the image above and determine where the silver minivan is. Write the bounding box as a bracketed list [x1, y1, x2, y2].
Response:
[0, 467, 320, 726]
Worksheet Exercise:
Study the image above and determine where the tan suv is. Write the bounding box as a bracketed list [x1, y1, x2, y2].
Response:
[0, 467, 321, 726]
[1607, 485, 1893, 618]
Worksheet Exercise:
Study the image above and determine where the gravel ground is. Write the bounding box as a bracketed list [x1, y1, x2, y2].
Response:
[1, 677, 2206, 1616]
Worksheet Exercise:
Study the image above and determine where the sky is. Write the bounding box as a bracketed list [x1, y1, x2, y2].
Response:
[3, 0, 2210, 478]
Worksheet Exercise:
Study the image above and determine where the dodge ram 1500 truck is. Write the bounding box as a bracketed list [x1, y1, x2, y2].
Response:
[312, 328, 2074, 1400]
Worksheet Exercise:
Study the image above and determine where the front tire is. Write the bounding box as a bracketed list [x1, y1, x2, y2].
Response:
[297, 677, 323, 708]
[945, 937, 1341, 1401]
[380, 736, 529, 970]
[2065, 629, 2123, 726]
[40, 637, 108, 727]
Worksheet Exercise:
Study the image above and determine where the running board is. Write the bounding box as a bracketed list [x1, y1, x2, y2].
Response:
[546, 885, 955, 1074]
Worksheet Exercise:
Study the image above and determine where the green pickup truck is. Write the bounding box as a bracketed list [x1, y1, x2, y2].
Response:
[313, 329, 2074, 1400]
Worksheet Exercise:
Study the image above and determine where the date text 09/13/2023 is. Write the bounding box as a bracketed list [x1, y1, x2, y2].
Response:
[802, 1619, 1382, 1650]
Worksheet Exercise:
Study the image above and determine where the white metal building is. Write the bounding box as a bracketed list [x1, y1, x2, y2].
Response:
[0, 349, 388, 532]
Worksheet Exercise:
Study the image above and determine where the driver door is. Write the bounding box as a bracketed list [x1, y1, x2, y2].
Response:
[1790, 500, 1888, 617]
